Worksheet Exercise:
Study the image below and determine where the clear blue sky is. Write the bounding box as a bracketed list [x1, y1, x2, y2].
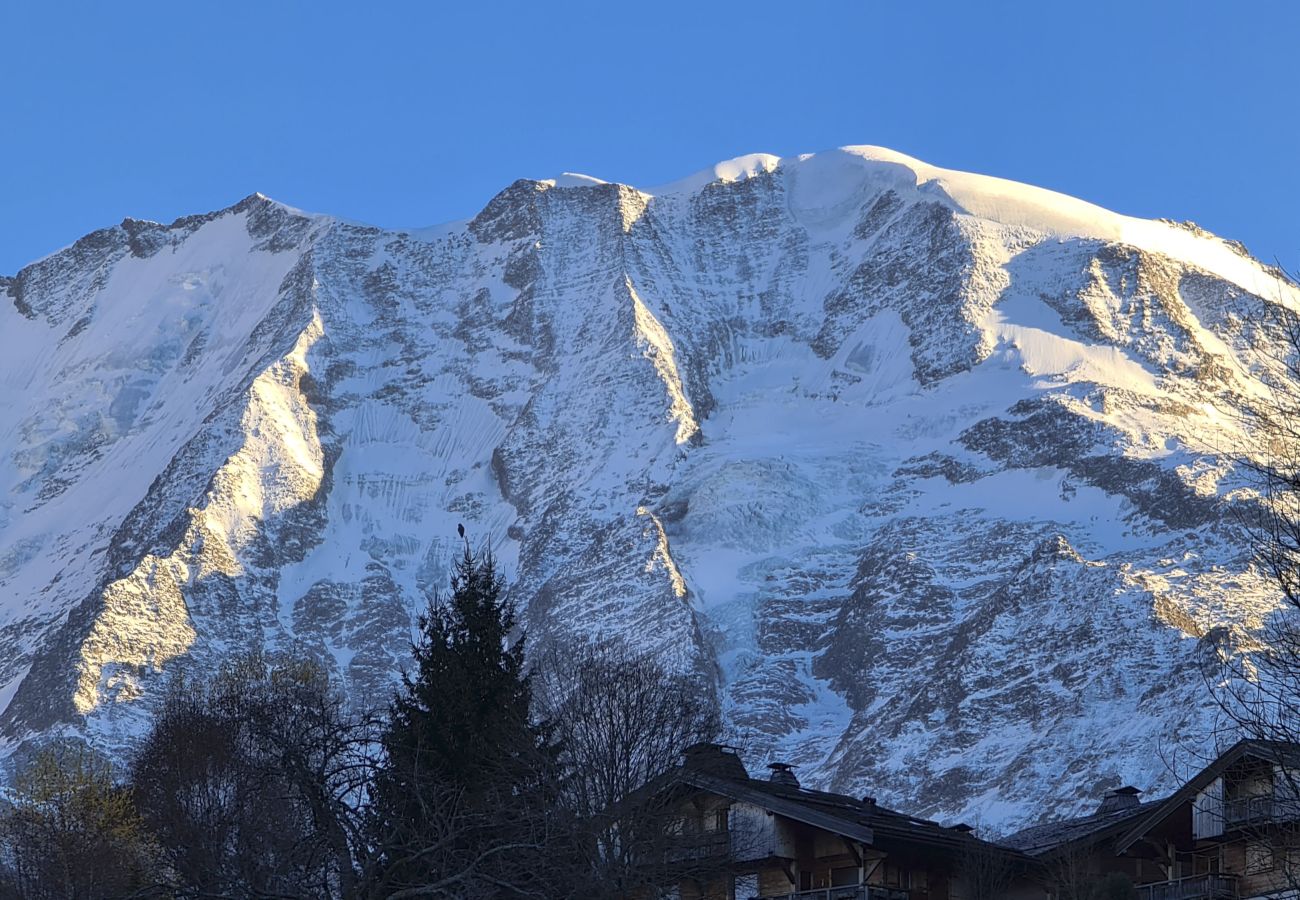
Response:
[2, 0, 1297, 275]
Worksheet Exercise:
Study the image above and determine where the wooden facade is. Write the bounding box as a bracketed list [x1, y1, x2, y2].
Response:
[1003, 740, 1300, 900]
[637, 744, 1035, 900]
[631, 740, 1300, 900]
[1118, 742, 1300, 900]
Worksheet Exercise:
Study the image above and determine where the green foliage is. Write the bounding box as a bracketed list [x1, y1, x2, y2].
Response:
[0, 741, 161, 899]
[389, 545, 533, 788]
[370, 544, 565, 896]
[0, 541, 723, 898]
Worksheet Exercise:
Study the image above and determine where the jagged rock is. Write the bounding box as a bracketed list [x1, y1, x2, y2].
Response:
[0, 146, 1295, 831]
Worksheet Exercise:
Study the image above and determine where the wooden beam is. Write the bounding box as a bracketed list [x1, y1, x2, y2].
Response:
[843, 837, 863, 867]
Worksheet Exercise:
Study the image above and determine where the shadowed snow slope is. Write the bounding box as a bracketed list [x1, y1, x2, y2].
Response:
[2, 150, 1298, 830]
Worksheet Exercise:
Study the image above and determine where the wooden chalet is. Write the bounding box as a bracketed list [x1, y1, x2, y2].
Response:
[636, 743, 1037, 900]
[1001, 740, 1300, 900]
[1114, 740, 1300, 900]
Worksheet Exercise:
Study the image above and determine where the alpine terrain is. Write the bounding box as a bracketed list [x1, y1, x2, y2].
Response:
[2, 147, 1296, 831]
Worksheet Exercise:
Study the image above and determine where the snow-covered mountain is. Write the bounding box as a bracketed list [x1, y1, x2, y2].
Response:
[2, 146, 1296, 830]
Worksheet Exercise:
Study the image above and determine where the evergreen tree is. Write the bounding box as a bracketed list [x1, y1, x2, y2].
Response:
[370, 543, 562, 898]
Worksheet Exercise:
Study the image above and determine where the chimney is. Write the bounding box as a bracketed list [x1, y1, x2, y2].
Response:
[681, 743, 749, 780]
[1097, 786, 1142, 815]
[767, 762, 800, 788]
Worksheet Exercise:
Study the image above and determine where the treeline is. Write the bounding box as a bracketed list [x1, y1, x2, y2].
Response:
[0, 546, 720, 899]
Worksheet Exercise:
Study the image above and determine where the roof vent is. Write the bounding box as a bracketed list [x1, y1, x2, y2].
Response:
[1097, 785, 1142, 815]
[767, 762, 800, 788]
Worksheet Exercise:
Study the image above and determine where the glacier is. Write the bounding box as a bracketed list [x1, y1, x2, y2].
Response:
[1, 146, 1297, 831]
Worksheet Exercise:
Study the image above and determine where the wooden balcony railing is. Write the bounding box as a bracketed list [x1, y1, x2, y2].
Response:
[1225, 796, 1275, 826]
[1223, 794, 1300, 827]
[755, 888, 910, 900]
[663, 830, 730, 864]
[1136, 874, 1239, 900]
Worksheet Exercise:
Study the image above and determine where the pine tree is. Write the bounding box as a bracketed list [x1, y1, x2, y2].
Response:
[370, 543, 562, 897]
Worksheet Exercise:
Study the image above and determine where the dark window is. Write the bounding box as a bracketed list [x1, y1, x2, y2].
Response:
[832, 866, 860, 886]
[1246, 842, 1274, 875]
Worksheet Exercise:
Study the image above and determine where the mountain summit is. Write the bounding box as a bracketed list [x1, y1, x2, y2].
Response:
[2, 148, 1295, 829]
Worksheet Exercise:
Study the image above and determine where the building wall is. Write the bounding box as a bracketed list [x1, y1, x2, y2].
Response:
[757, 866, 794, 897]
[1195, 778, 1226, 840]
[1221, 836, 1300, 898]
[729, 801, 802, 862]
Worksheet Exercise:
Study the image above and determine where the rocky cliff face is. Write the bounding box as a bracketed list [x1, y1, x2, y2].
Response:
[1, 147, 1295, 830]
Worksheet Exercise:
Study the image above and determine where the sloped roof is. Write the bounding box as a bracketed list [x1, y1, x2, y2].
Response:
[999, 801, 1156, 857]
[681, 769, 877, 845]
[1114, 739, 1300, 853]
[664, 760, 1025, 862]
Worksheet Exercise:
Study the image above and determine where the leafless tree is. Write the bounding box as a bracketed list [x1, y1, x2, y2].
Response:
[534, 640, 738, 898]
[536, 640, 721, 818]
[957, 821, 1023, 900]
[1036, 840, 1141, 900]
[1204, 267, 1300, 728]
[1200, 266, 1300, 893]
[130, 652, 381, 898]
[1038, 840, 1097, 900]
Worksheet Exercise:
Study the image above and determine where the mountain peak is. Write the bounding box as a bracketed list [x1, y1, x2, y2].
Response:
[1, 148, 1296, 833]
[641, 146, 1288, 298]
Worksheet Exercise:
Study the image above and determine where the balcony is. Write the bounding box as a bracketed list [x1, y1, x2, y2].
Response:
[1225, 795, 1275, 826]
[1136, 874, 1238, 900]
[756, 888, 910, 900]
[1223, 794, 1300, 827]
[663, 830, 730, 864]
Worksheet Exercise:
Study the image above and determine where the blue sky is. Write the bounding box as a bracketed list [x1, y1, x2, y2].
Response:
[2, 0, 1297, 275]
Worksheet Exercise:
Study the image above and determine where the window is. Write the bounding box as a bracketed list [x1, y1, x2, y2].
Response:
[882, 862, 910, 888]
[832, 866, 860, 887]
[1245, 842, 1274, 875]
[733, 874, 758, 900]
[715, 808, 729, 833]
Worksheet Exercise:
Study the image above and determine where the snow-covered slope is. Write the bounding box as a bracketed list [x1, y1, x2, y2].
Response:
[2, 148, 1297, 830]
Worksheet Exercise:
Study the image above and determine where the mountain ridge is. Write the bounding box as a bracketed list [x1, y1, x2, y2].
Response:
[13, 147, 1278, 295]
[1, 146, 1296, 831]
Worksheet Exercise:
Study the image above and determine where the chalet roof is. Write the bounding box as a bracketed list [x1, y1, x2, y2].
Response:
[1114, 739, 1300, 853]
[680, 768, 877, 845]
[998, 800, 1156, 857]
[651, 746, 1023, 861]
